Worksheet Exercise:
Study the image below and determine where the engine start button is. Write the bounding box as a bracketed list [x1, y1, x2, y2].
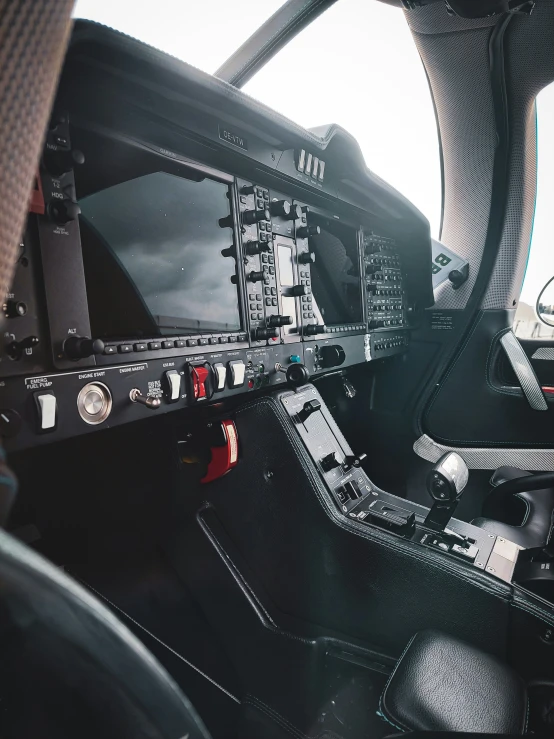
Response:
[77, 382, 112, 425]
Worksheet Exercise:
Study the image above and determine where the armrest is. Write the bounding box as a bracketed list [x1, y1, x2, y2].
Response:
[378, 630, 528, 734]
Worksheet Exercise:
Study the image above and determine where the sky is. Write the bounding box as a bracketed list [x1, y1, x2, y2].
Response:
[72, 0, 553, 309]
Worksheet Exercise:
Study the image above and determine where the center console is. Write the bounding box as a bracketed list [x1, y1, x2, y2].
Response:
[281, 384, 522, 584]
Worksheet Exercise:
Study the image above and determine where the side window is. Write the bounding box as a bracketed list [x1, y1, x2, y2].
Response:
[514, 82, 554, 340]
[243, 0, 442, 237]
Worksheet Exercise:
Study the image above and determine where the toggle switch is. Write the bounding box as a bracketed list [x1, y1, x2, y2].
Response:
[164, 370, 182, 403]
[213, 363, 226, 392]
[228, 360, 246, 388]
[34, 392, 57, 431]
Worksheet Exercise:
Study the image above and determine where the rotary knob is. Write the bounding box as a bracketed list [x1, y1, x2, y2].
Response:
[243, 208, 270, 225]
[253, 327, 279, 340]
[267, 315, 292, 327]
[270, 200, 291, 218]
[297, 224, 320, 239]
[48, 198, 81, 225]
[64, 335, 105, 360]
[290, 285, 308, 297]
[303, 324, 323, 336]
[245, 241, 271, 255]
[298, 251, 316, 265]
[319, 345, 346, 369]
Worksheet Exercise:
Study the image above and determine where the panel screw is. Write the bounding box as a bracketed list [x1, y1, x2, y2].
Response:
[487, 566, 496, 573]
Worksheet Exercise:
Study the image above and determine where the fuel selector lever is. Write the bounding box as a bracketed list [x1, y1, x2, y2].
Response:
[298, 399, 321, 423]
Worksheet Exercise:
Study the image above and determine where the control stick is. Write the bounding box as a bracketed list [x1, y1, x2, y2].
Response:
[423, 452, 468, 532]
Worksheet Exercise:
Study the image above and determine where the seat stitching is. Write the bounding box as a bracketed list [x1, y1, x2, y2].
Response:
[379, 633, 418, 732]
[236, 397, 511, 601]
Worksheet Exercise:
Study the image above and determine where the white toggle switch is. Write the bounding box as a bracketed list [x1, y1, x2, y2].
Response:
[228, 360, 245, 388]
[165, 370, 182, 403]
[213, 363, 226, 392]
[36, 393, 57, 430]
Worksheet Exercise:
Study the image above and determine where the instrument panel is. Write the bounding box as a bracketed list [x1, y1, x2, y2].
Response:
[0, 21, 433, 451]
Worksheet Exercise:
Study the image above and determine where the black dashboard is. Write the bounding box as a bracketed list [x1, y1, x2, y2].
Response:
[0, 21, 433, 451]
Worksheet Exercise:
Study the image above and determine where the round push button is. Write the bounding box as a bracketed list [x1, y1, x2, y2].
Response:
[77, 382, 112, 425]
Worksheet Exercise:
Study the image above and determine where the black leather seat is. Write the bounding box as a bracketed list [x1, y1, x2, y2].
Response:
[0, 527, 211, 738]
[472, 466, 554, 549]
[379, 629, 528, 734]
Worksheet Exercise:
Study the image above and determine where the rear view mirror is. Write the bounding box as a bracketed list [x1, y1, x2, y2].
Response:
[537, 277, 554, 326]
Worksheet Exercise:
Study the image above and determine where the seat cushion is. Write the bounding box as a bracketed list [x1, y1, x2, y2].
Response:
[379, 629, 528, 734]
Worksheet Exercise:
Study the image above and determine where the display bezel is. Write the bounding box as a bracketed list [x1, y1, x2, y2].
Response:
[74, 129, 248, 346]
[304, 207, 365, 334]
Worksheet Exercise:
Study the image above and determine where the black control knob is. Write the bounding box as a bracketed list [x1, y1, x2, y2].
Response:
[48, 198, 81, 225]
[248, 271, 265, 283]
[319, 345, 346, 369]
[64, 335, 105, 360]
[343, 453, 367, 470]
[245, 241, 271, 255]
[298, 251, 316, 265]
[320, 452, 341, 472]
[253, 327, 279, 340]
[285, 362, 310, 388]
[243, 208, 270, 225]
[297, 224, 320, 239]
[304, 324, 323, 336]
[43, 148, 85, 177]
[290, 285, 308, 297]
[365, 264, 380, 275]
[267, 315, 292, 327]
[3, 300, 27, 318]
[290, 204, 303, 221]
[241, 185, 256, 195]
[298, 399, 321, 423]
[270, 200, 291, 218]
[6, 335, 39, 360]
